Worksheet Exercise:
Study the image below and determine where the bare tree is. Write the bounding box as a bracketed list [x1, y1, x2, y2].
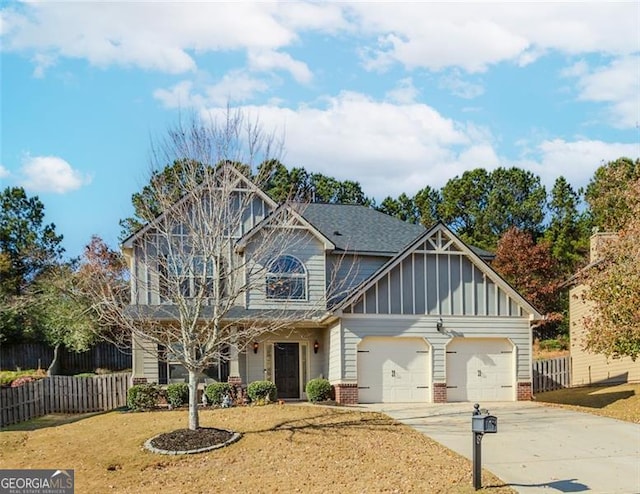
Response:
[87, 110, 353, 430]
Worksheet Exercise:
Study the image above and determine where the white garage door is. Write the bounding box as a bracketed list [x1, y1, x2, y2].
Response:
[357, 337, 430, 403]
[446, 338, 514, 402]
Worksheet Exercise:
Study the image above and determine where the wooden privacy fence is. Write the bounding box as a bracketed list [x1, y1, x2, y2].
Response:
[533, 356, 570, 393]
[0, 342, 131, 374]
[0, 373, 130, 427]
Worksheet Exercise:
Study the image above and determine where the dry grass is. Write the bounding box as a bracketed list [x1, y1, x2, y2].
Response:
[534, 382, 640, 423]
[0, 404, 514, 494]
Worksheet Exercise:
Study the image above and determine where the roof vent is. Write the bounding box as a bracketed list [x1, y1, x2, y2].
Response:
[333, 230, 342, 236]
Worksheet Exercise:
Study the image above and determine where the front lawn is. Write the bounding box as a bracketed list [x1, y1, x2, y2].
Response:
[534, 383, 640, 423]
[0, 404, 514, 493]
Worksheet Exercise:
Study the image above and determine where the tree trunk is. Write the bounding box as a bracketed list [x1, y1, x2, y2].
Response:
[47, 343, 61, 376]
[188, 369, 199, 430]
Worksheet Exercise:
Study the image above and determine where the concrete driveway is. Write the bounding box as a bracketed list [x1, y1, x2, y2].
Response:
[361, 402, 640, 493]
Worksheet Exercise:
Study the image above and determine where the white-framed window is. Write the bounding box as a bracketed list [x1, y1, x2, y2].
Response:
[266, 255, 307, 300]
[159, 254, 224, 302]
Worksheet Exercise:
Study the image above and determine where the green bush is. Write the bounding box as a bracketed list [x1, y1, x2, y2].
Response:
[205, 382, 232, 406]
[247, 380, 277, 404]
[305, 378, 332, 402]
[127, 383, 160, 411]
[1, 369, 46, 387]
[166, 382, 189, 408]
[539, 337, 569, 352]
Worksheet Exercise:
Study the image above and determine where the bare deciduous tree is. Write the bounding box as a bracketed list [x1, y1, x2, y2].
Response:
[86, 110, 354, 430]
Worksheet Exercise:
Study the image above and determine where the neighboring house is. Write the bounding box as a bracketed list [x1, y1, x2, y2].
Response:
[567, 233, 640, 386]
[123, 166, 541, 404]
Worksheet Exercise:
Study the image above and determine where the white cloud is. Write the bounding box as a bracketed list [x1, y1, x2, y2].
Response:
[201, 93, 498, 198]
[570, 57, 640, 129]
[19, 156, 91, 193]
[154, 72, 271, 108]
[4, 2, 636, 78]
[386, 78, 419, 104]
[352, 3, 639, 73]
[194, 96, 639, 199]
[247, 49, 312, 83]
[439, 70, 484, 99]
[0, 165, 9, 180]
[0, 3, 330, 75]
[518, 139, 640, 190]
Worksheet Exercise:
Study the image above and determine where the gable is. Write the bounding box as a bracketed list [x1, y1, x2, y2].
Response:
[339, 223, 541, 319]
[236, 203, 336, 253]
[122, 164, 277, 250]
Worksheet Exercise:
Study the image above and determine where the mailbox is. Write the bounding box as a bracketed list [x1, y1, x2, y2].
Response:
[472, 414, 498, 433]
[471, 403, 497, 490]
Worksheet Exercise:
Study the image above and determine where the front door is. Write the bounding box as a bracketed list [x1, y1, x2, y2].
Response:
[274, 342, 300, 399]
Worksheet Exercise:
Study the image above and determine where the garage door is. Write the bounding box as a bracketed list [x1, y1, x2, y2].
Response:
[357, 337, 430, 403]
[446, 338, 514, 402]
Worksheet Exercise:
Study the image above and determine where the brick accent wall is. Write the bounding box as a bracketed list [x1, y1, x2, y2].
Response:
[334, 383, 358, 405]
[227, 376, 242, 385]
[132, 377, 148, 385]
[433, 382, 447, 403]
[517, 382, 532, 401]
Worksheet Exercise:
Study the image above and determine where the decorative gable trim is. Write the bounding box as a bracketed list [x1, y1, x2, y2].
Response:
[334, 222, 542, 319]
[121, 164, 277, 249]
[236, 203, 336, 253]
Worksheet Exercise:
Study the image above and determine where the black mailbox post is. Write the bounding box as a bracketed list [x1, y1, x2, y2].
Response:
[472, 403, 497, 490]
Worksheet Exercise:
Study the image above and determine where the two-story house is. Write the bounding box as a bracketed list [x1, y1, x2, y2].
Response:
[123, 165, 541, 404]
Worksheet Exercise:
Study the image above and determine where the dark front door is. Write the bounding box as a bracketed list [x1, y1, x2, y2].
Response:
[274, 343, 300, 399]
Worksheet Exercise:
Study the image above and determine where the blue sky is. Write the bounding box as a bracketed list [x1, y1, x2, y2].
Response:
[1, 2, 639, 259]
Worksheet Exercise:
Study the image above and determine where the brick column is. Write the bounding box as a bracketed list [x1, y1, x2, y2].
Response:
[517, 382, 532, 401]
[433, 382, 447, 403]
[334, 383, 358, 405]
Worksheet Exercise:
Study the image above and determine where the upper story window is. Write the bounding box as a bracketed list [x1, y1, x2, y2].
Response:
[266, 255, 307, 300]
[159, 254, 223, 301]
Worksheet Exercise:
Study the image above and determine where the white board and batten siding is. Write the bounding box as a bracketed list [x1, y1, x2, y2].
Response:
[342, 245, 524, 318]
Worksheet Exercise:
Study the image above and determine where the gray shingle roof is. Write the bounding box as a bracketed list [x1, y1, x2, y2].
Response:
[299, 203, 495, 260]
[299, 203, 426, 254]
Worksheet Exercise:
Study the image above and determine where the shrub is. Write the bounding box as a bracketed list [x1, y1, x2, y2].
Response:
[539, 337, 569, 352]
[305, 378, 332, 402]
[127, 383, 160, 411]
[247, 380, 277, 404]
[205, 382, 232, 406]
[166, 383, 189, 408]
[1, 369, 46, 387]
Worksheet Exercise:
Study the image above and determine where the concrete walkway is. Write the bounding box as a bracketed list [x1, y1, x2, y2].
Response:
[360, 402, 640, 493]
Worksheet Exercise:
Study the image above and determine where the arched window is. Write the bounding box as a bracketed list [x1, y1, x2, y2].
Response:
[266, 255, 307, 300]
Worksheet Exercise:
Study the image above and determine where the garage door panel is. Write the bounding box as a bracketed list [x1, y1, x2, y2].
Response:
[447, 338, 514, 402]
[358, 337, 430, 403]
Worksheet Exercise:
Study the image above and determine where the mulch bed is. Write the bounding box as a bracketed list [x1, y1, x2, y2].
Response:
[149, 427, 235, 452]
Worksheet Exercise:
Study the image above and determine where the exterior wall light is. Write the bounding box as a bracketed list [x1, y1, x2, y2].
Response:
[436, 317, 444, 332]
[253, 341, 259, 354]
[313, 340, 319, 354]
